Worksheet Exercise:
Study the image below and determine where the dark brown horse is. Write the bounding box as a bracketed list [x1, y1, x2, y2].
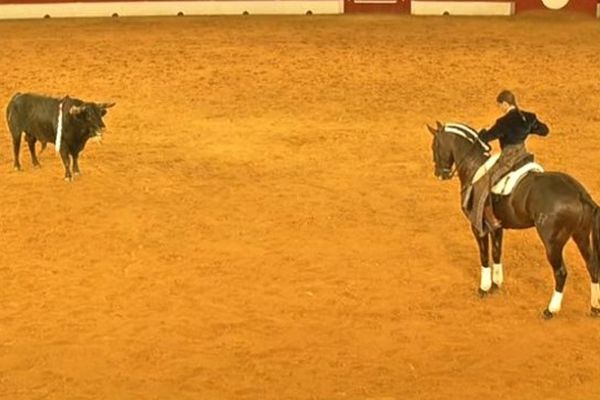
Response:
[428, 121, 600, 318]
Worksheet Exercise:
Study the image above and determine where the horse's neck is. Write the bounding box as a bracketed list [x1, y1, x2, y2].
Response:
[453, 138, 489, 187]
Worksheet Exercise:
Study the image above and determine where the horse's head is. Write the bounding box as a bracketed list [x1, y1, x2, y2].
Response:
[427, 121, 455, 180]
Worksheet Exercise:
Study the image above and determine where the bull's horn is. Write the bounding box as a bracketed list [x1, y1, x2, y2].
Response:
[98, 102, 116, 109]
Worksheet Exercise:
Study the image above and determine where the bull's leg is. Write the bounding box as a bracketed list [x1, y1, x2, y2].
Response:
[491, 228, 504, 290]
[11, 132, 22, 171]
[471, 225, 491, 296]
[59, 147, 72, 182]
[72, 151, 81, 177]
[25, 133, 40, 168]
[7, 115, 23, 171]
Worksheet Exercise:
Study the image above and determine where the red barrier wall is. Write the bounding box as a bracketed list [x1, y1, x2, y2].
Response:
[344, 0, 410, 14]
[515, 0, 597, 15]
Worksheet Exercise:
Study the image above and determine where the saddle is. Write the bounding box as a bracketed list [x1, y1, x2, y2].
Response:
[491, 156, 541, 196]
[462, 153, 542, 211]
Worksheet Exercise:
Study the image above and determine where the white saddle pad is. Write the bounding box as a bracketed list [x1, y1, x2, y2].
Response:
[491, 162, 544, 195]
[472, 156, 544, 196]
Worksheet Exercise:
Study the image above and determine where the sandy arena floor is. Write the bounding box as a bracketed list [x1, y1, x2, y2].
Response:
[1, 12, 600, 400]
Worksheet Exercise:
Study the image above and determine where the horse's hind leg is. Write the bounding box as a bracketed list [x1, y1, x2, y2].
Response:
[572, 230, 600, 314]
[537, 222, 571, 319]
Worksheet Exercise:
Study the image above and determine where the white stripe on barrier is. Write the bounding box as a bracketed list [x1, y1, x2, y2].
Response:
[411, 1, 514, 16]
[0, 0, 342, 19]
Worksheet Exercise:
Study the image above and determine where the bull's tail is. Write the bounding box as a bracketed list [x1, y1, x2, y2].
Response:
[6, 92, 24, 170]
[6, 92, 22, 132]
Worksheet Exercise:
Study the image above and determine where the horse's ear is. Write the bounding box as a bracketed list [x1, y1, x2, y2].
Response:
[426, 124, 437, 136]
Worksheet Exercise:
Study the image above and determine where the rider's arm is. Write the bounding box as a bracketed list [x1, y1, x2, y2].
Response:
[478, 119, 506, 143]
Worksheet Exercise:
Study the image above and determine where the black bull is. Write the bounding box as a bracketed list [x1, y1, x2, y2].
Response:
[6, 93, 115, 181]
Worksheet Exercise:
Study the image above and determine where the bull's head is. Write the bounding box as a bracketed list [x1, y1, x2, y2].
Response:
[69, 101, 116, 141]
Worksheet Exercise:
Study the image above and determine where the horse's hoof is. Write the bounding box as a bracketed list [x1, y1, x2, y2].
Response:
[542, 309, 554, 320]
[13, 166, 22, 172]
[73, 172, 81, 178]
[64, 177, 72, 182]
[33, 164, 41, 169]
[478, 288, 489, 298]
[591, 307, 600, 318]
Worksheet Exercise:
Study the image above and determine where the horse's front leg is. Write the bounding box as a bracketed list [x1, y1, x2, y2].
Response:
[471, 225, 491, 296]
[491, 228, 504, 290]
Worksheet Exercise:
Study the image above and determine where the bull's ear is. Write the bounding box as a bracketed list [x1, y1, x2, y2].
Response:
[98, 102, 116, 109]
[69, 105, 85, 115]
[426, 124, 437, 136]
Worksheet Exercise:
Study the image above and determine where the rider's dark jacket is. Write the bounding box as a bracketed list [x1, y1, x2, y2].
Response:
[479, 108, 549, 149]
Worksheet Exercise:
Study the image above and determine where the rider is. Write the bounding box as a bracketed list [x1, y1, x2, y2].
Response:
[471, 90, 549, 236]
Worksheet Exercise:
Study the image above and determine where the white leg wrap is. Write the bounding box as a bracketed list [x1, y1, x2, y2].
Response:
[548, 291, 564, 313]
[480, 266, 492, 291]
[591, 283, 600, 308]
[492, 263, 503, 287]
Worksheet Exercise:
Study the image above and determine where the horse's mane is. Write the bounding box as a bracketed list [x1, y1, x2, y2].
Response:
[443, 123, 491, 153]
